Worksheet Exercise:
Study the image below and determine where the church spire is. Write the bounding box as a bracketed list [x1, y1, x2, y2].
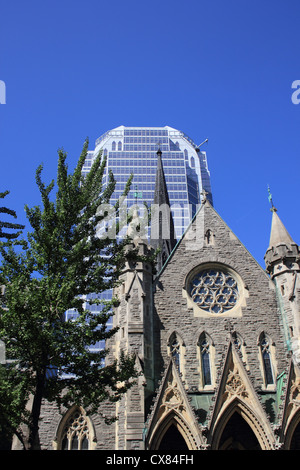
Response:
[150, 148, 177, 273]
[264, 196, 299, 277]
[267, 208, 295, 251]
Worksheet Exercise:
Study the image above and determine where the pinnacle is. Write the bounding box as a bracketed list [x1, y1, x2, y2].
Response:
[268, 209, 295, 249]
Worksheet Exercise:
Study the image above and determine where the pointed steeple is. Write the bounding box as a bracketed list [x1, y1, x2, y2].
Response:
[268, 208, 295, 249]
[153, 147, 172, 209]
[264, 205, 299, 277]
[264, 197, 300, 364]
[150, 148, 177, 273]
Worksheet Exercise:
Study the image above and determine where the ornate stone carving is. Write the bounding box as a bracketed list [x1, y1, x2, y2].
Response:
[224, 366, 249, 401]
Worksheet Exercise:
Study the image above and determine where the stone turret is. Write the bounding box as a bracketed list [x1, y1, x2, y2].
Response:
[265, 207, 300, 278]
[110, 210, 154, 450]
[265, 206, 300, 362]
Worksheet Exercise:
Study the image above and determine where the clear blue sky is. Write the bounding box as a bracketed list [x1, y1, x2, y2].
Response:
[1, 0, 299, 266]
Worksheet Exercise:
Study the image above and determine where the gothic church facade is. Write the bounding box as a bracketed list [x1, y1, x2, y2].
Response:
[26, 152, 300, 451]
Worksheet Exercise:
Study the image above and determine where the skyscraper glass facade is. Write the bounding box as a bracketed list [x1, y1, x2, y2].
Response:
[65, 126, 212, 356]
[82, 126, 212, 239]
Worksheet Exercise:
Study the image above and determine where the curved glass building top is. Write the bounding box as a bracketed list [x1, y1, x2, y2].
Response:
[83, 126, 213, 239]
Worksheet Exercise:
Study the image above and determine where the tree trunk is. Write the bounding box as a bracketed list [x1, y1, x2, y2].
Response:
[27, 370, 45, 450]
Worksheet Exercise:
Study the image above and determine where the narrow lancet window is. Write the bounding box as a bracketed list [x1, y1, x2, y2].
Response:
[260, 334, 274, 385]
[171, 336, 181, 371]
[200, 335, 212, 386]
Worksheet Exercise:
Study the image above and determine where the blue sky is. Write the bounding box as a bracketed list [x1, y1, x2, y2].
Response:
[0, 0, 299, 266]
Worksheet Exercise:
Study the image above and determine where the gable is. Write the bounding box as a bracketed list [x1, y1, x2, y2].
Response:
[145, 359, 204, 450]
[153, 199, 289, 392]
[155, 200, 276, 320]
[157, 199, 271, 285]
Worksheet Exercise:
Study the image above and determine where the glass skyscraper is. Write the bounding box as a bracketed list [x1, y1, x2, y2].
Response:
[65, 126, 213, 355]
[81, 125, 212, 239]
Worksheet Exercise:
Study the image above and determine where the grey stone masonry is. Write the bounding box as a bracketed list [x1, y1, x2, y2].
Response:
[153, 199, 289, 393]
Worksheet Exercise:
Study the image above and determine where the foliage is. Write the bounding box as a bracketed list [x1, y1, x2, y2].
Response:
[0, 139, 144, 449]
[0, 363, 30, 449]
[0, 190, 24, 240]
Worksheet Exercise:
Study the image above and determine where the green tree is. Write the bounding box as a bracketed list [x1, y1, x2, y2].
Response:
[0, 139, 145, 450]
[0, 191, 27, 449]
[0, 190, 25, 240]
[0, 362, 30, 449]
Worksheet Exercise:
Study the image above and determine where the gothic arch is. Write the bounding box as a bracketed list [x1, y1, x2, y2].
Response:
[53, 405, 96, 450]
[148, 411, 197, 450]
[284, 408, 300, 449]
[210, 398, 272, 450]
[145, 360, 204, 450]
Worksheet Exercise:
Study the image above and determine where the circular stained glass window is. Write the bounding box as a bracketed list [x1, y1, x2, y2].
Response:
[189, 268, 239, 314]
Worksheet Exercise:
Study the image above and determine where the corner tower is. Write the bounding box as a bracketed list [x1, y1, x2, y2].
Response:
[265, 205, 300, 362]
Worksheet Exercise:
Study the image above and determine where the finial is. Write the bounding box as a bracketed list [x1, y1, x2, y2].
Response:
[201, 189, 209, 203]
[134, 185, 142, 203]
[268, 185, 277, 212]
[156, 142, 162, 156]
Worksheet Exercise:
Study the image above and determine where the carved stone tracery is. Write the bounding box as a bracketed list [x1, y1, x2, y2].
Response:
[224, 366, 249, 401]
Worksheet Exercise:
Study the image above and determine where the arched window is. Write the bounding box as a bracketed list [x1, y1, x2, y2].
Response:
[199, 333, 212, 387]
[170, 336, 181, 370]
[168, 333, 184, 375]
[112, 141, 116, 151]
[190, 156, 195, 168]
[118, 141, 122, 151]
[259, 333, 274, 386]
[57, 406, 94, 450]
[232, 332, 248, 368]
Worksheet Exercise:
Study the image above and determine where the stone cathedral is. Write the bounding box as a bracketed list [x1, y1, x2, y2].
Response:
[22, 151, 300, 451]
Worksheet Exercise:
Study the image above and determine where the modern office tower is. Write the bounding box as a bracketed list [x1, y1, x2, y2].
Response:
[65, 126, 213, 353]
[81, 126, 213, 240]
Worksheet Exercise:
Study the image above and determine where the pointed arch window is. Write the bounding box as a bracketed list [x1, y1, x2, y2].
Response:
[232, 332, 248, 368]
[112, 141, 116, 151]
[168, 333, 185, 376]
[170, 336, 181, 370]
[260, 333, 274, 386]
[57, 407, 94, 450]
[199, 333, 212, 387]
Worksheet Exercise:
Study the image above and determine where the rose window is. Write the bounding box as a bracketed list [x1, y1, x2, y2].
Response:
[189, 269, 239, 314]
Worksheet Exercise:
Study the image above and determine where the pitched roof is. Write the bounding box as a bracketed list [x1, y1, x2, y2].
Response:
[268, 208, 295, 249]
